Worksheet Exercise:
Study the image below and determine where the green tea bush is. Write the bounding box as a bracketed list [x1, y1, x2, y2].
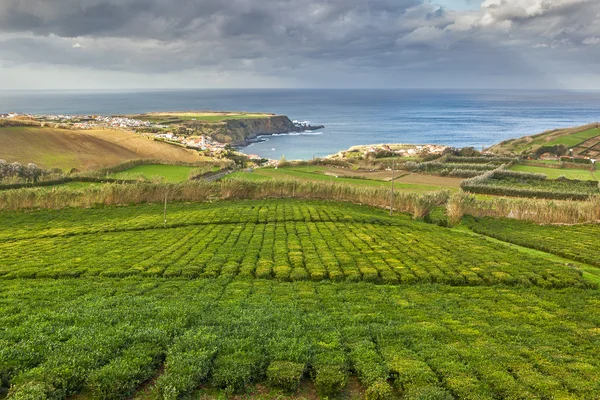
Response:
[461, 169, 599, 200]
[365, 380, 395, 400]
[3, 278, 600, 399]
[87, 343, 163, 400]
[266, 361, 305, 392]
[403, 385, 453, 400]
[313, 365, 348, 397]
[154, 329, 218, 400]
[7, 381, 54, 400]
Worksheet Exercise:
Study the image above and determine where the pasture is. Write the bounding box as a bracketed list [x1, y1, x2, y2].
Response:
[226, 166, 462, 193]
[545, 127, 600, 148]
[509, 164, 597, 181]
[108, 164, 196, 183]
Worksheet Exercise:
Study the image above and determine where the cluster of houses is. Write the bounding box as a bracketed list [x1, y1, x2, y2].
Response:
[363, 144, 448, 157]
[1, 112, 271, 162]
[1, 112, 167, 130]
[1, 112, 32, 119]
[156, 133, 231, 152]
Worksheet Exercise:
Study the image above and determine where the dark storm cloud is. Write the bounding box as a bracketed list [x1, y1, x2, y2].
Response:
[0, 0, 599, 87]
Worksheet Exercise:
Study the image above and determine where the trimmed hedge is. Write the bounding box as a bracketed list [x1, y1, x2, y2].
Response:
[461, 169, 599, 200]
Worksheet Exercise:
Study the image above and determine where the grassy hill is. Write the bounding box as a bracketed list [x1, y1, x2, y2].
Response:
[489, 123, 600, 155]
[0, 126, 205, 171]
[0, 199, 599, 399]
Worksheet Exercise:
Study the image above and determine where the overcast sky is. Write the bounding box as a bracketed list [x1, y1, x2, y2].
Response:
[0, 0, 599, 90]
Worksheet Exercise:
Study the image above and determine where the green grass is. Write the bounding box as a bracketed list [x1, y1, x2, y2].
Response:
[510, 164, 597, 181]
[230, 167, 454, 193]
[137, 113, 271, 123]
[108, 164, 195, 183]
[545, 127, 600, 147]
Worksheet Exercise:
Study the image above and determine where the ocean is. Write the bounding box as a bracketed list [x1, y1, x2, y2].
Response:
[1, 89, 599, 160]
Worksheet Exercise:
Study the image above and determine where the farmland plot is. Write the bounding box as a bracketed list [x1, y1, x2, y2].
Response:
[1, 279, 600, 399]
[465, 217, 600, 267]
[0, 200, 590, 288]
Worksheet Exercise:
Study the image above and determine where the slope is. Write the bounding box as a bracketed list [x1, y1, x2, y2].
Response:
[0, 126, 204, 171]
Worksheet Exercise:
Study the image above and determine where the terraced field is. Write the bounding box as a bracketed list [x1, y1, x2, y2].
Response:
[1, 200, 599, 399]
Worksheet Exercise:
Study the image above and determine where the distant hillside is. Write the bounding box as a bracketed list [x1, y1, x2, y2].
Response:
[132, 112, 324, 145]
[489, 123, 600, 157]
[0, 126, 205, 171]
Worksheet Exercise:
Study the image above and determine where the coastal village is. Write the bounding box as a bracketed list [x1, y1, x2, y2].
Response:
[0, 112, 251, 157]
[2, 112, 461, 164]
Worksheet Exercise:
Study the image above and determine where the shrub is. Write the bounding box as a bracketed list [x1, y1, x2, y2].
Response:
[8, 381, 55, 400]
[87, 343, 163, 400]
[266, 361, 305, 392]
[313, 365, 348, 397]
[403, 385, 453, 400]
[154, 329, 217, 400]
[365, 380, 394, 400]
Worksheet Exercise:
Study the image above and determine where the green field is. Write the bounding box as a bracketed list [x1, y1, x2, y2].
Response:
[108, 164, 196, 182]
[136, 113, 271, 123]
[466, 216, 600, 268]
[225, 167, 458, 193]
[509, 164, 597, 181]
[1, 199, 600, 399]
[545, 127, 600, 147]
[1, 200, 588, 287]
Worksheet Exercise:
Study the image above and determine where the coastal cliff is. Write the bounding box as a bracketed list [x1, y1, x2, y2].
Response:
[185, 115, 323, 145]
[225, 116, 324, 145]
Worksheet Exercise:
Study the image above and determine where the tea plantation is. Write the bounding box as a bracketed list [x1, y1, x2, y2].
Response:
[1, 199, 599, 399]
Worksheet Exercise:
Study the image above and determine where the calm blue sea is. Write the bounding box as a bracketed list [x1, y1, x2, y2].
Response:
[1, 89, 599, 160]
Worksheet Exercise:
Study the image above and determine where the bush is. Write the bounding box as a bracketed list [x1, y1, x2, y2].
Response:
[313, 365, 348, 397]
[154, 329, 217, 400]
[87, 343, 163, 400]
[8, 381, 54, 400]
[365, 380, 394, 400]
[266, 361, 305, 392]
[403, 385, 453, 400]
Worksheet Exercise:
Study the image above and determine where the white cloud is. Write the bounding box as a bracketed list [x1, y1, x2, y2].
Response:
[583, 36, 600, 45]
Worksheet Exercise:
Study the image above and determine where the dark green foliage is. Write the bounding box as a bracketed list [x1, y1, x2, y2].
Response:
[461, 169, 599, 200]
[266, 361, 305, 392]
[533, 144, 568, 157]
[87, 343, 163, 400]
[154, 329, 218, 400]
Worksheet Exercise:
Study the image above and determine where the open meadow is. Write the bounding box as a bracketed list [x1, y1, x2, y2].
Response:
[133, 112, 274, 123]
[509, 165, 597, 181]
[108, 164, 197, 183]
[0, 126, 204, 171]
[1, 197, 600, 399]
[226, 166, 462, 193]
